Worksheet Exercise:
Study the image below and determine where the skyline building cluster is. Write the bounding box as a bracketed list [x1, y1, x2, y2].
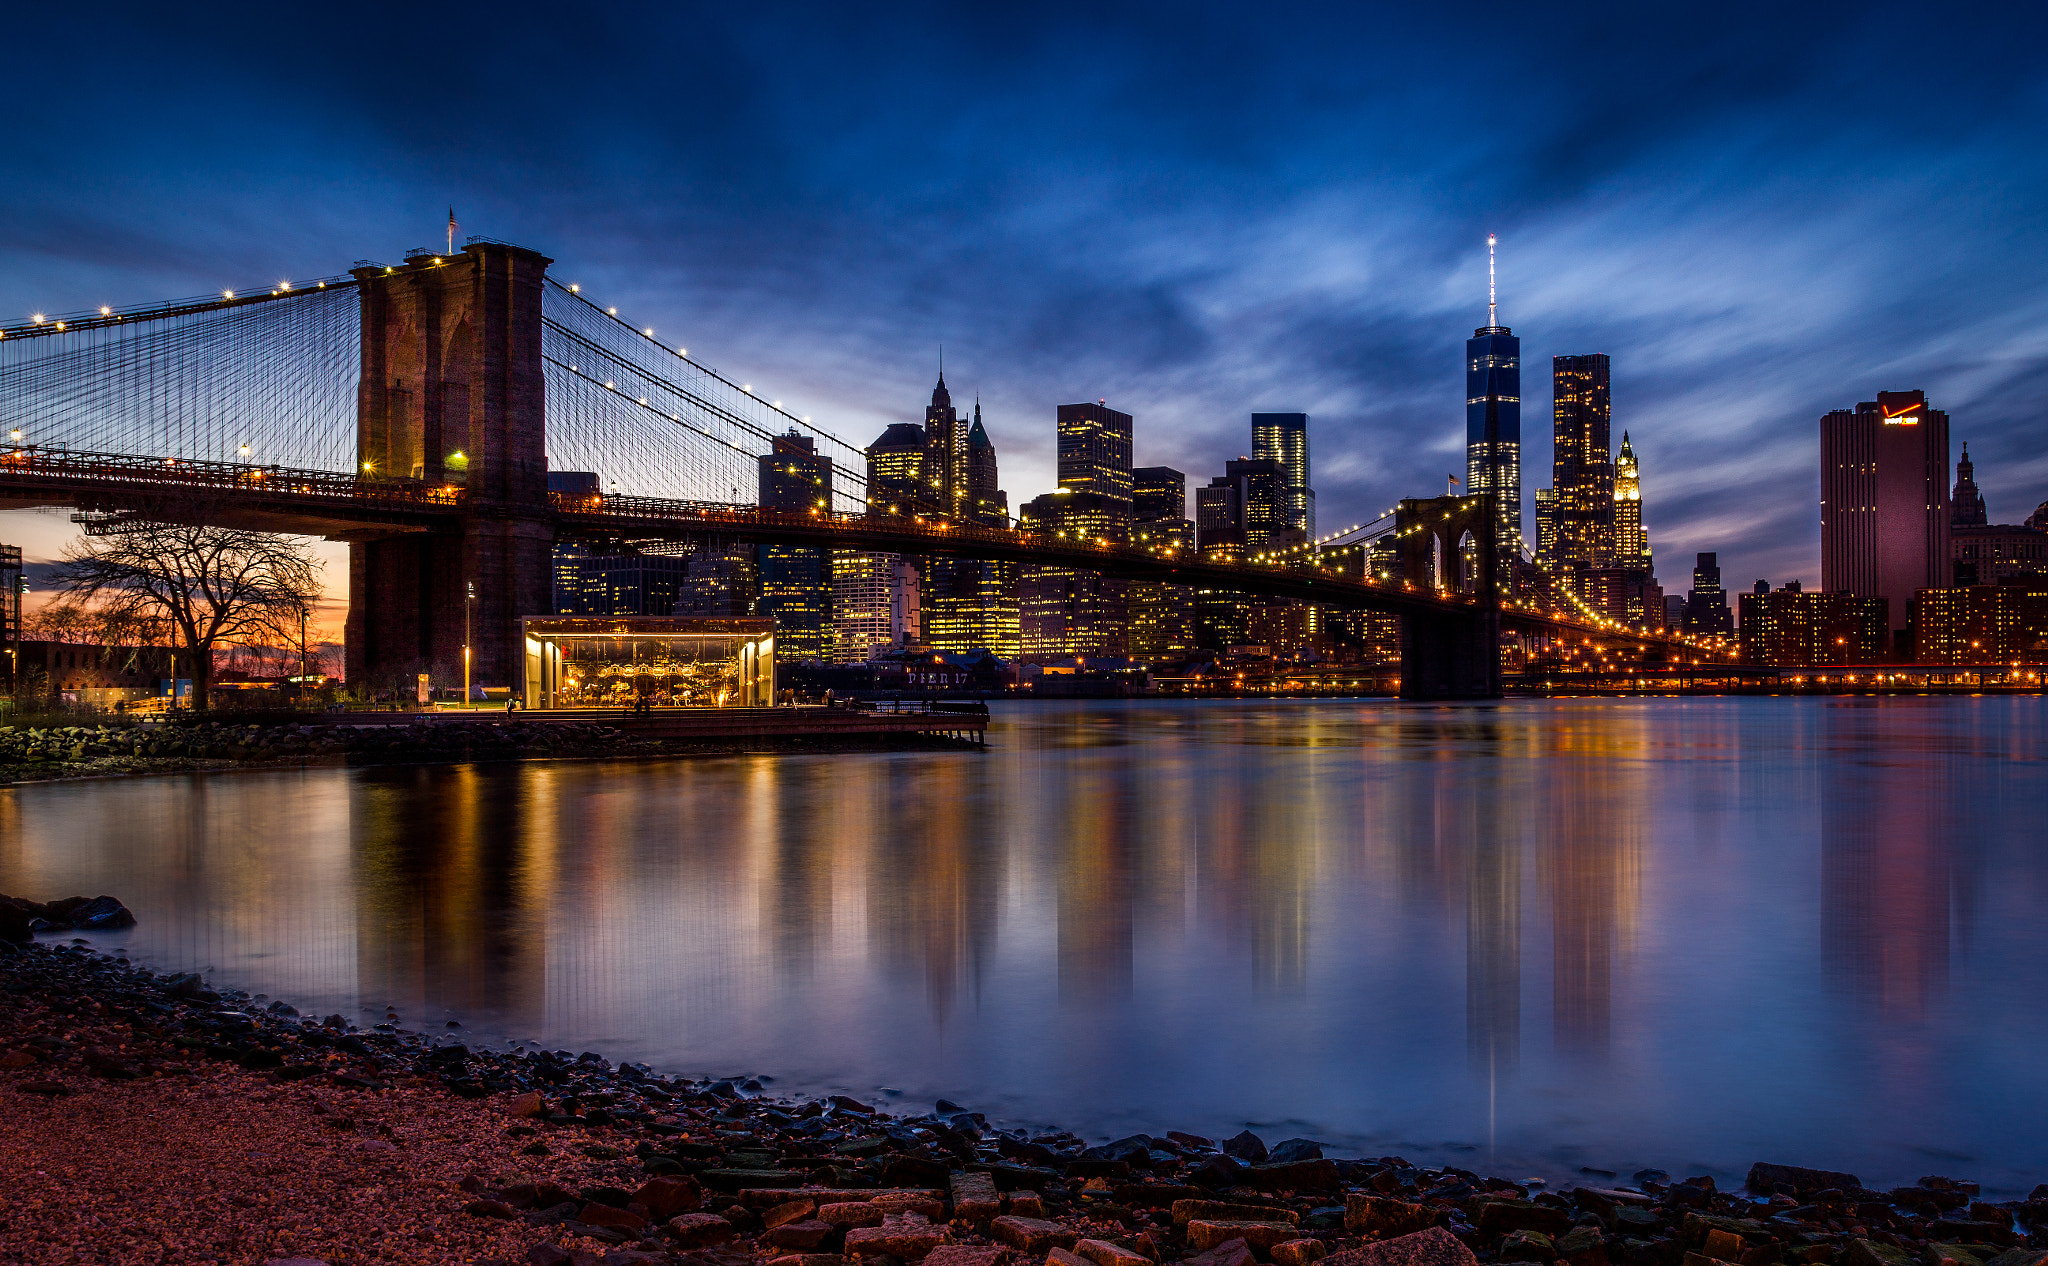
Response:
[1740, 387, 2048, 666]
[535, 243, 2048, 678]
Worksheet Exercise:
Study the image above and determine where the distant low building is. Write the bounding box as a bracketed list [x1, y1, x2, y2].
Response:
[13, 641, 190, 707]
[1913, 583, 2048, 665]
[1738, 587, 1888, 666]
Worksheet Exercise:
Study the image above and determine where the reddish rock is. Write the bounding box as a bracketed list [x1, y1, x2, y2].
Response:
[669, 1213, 739, 1248]
[765, 1200, 821, 1229]
[873, 1195, 949, 1220]
[463, 1199, 519, 1220]
[579, 1203, 649, 1234]
[1248, 1161, 1340, 1193]
[1347, 1195, 1440, 1238]
[1181, 1239, 1256, 1266]
[766, 1220, 836, 1251]
[992, 1217, 1079, 1253]
[1076, 1238, 1153, 1266]
[952, 1171, 1002, 1222]
[1274, 1240, 1330, 1266]
[1007, 1193, 1046, 1218]
[1173, 1200, 1300, 1227]
[768, 1257, 850, 1266]
[636, 1176, 704, 1221]
[924, 1248, 1012, 1266]
[845, 1216, 954, 1260]
[505, 1090, 547, 1117]
[820, 1203, 887, 1227]
[1322, 1228, 1481, 1266]
[1187, 1221, 1302, 1253]
[1049, 1249, 1091, 1266]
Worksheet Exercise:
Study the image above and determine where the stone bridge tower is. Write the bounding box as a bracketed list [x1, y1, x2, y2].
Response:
[343, 243, 555, 695]
[1395, 493, 1502, 699]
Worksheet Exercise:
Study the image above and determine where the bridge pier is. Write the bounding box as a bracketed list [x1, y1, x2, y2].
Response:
[345, 242, 554, 695]
[344, 519, 553, 696]
[1394, 493, 1504, 700]
[1400, 608, 1503, 699]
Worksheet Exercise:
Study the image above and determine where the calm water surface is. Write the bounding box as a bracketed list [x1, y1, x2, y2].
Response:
[3, 698, 2045, 1191]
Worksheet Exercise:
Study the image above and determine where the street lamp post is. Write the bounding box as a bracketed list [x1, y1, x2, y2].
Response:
[464, 581, 475, 707]
[299, 604, 309, 695]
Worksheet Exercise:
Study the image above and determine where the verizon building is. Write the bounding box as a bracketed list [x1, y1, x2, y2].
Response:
[1820, 389, 1951, 653]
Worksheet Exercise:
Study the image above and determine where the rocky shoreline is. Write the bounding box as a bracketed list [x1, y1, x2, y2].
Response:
[0, 718, 972, 785]
[3, 931, 2046, 1266]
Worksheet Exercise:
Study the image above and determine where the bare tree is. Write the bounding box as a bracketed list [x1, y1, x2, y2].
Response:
[49, 524, 321, 711]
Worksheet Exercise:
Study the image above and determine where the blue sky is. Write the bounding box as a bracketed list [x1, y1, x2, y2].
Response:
[5, 1, 2045, 616]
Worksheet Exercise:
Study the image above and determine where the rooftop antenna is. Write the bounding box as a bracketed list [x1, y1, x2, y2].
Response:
[1487, 233, 1498, 327]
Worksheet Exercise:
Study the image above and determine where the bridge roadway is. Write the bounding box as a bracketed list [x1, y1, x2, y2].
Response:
[0, 444, 1678, 650]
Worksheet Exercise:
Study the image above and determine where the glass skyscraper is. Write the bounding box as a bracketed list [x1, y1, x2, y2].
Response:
[1251, 412, 1314, 538]
[1466, 324, 1522, 561]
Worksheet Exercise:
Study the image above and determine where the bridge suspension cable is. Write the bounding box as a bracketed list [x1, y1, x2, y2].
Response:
[0, 277, 362, 475]
[539, 279, 870, 513]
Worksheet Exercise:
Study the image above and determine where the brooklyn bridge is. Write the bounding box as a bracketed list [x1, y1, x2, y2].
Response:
[0, 240, 1695, 699]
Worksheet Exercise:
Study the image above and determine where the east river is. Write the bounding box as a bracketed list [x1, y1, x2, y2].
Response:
[3, 697, 2044, 1191]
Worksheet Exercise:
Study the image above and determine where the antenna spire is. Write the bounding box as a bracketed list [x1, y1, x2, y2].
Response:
[1487, 233, 1498, 327]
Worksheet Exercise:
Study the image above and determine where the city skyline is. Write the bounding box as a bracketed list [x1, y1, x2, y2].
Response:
[4, 4, 2044, 623]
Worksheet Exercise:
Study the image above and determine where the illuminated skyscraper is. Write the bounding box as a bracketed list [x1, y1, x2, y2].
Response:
[831, 551, 919, 662]
[1613, 431, 1650, 572]
[928, 402, 1017, 655]
[1466, 236, 1522, 561]
[1130, 466, 1195, 663]
[963, 402, 1007, 526]
[867, 422, 933, 515]
[1951, 443, 1987, 527]
[1533, 487, 1556, 570]
[1251, 413, 1314, 538]
[1133, 466, 1187, 523]
[924, 371, 967, 519]
[757, 431, 834, 661]
[1683, 552, 1734, 637]
[1056, 401, 1134, 538]
[1551, 354, 1614, 570]
[1821, 390, 1951, 651]
[1016, 491, 1126, 658]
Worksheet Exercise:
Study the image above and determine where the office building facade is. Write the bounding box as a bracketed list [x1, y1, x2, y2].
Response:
[1820, 389, 1951, 650]
[553, 546, 693, 618]
[1129, 467, 1195, 664]
[1739, 587, 1890, 667]
[1613, 431, 1650, 572]
[1551, 353, 1615, 571]
[831, 551, 920, 662]
[1951, 443, 1987, 527]
[757, 431, 835, 661]
[1056, 402, 1134, 538]
[1133, 466, 1187, 525]
[1251, 413, 1314, 538]
[1914, 583, 2048, 665]
[926, 400, 1018, 655]
[1466, 322, 1522, 561]
[1683, 552, 1735, 637]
